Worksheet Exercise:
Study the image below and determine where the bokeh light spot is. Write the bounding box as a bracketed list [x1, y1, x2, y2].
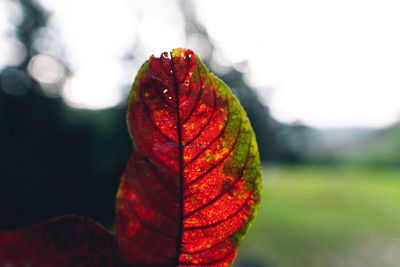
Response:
[28, 54, 65, 84]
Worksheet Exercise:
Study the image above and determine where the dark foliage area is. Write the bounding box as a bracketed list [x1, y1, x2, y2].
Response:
[0, 88, 131, 230]
[0, 0, 131, 230]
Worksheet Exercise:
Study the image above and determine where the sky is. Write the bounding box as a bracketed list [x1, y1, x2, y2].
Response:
[1, 0, 400, 128]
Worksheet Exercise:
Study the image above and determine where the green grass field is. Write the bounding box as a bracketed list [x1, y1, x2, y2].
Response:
[235, 165, 400, 267]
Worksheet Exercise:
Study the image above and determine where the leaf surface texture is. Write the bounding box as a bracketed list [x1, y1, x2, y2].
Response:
[116, 48, 261, 267]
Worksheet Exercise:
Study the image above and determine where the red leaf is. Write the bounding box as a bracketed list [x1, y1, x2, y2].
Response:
[0, 215, 129, 267]
[116, 48, 262, 266]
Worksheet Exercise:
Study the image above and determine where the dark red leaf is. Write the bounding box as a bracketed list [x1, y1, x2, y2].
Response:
[116, 48, 261, 266]
[0, 215, 129, 267]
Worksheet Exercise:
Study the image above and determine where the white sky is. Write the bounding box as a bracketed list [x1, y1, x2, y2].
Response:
[194, 0, 400, 128]
[2, 0, 400, 128]
[38, 0, 185, 109]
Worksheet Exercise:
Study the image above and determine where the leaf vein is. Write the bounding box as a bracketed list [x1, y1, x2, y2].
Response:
[141, 93, 178, 145]
[183, 138, 250, 218]
[182, 66, 203, 124]
[131, 205, 177, 240]
[183, 118, 242, 191]
[183, 89, 218, 147]
[150, 77, 176, 109]
[179, 247, 235, 266]
[134, 162, 177, 221]
[184, 193, 251, 231]
[183, 96, 230, 168]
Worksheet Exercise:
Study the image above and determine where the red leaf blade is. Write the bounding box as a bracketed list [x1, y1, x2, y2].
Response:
[117, 48, 262, 266]
[116, 152, 179, 266]
[0, 215, 129, 267]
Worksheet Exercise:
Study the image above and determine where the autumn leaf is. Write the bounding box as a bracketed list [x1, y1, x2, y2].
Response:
[116, 48, 261, 266]
[0, 48, 261, 267]
[0, 215, 129, 267]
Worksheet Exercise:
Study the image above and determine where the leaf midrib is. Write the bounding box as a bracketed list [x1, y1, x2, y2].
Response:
[170, 53, 184, 266]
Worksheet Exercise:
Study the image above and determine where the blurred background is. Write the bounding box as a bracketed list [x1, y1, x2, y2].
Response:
[1, 0, 400, 266]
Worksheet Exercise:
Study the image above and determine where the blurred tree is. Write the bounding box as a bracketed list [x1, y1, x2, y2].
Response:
[0, 0, 131, 230]
[0, 0, 308, 232]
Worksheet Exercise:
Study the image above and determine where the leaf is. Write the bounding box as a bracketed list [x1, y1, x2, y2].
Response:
[0, 215, 129, 267]
[116, 48, 262, 266]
